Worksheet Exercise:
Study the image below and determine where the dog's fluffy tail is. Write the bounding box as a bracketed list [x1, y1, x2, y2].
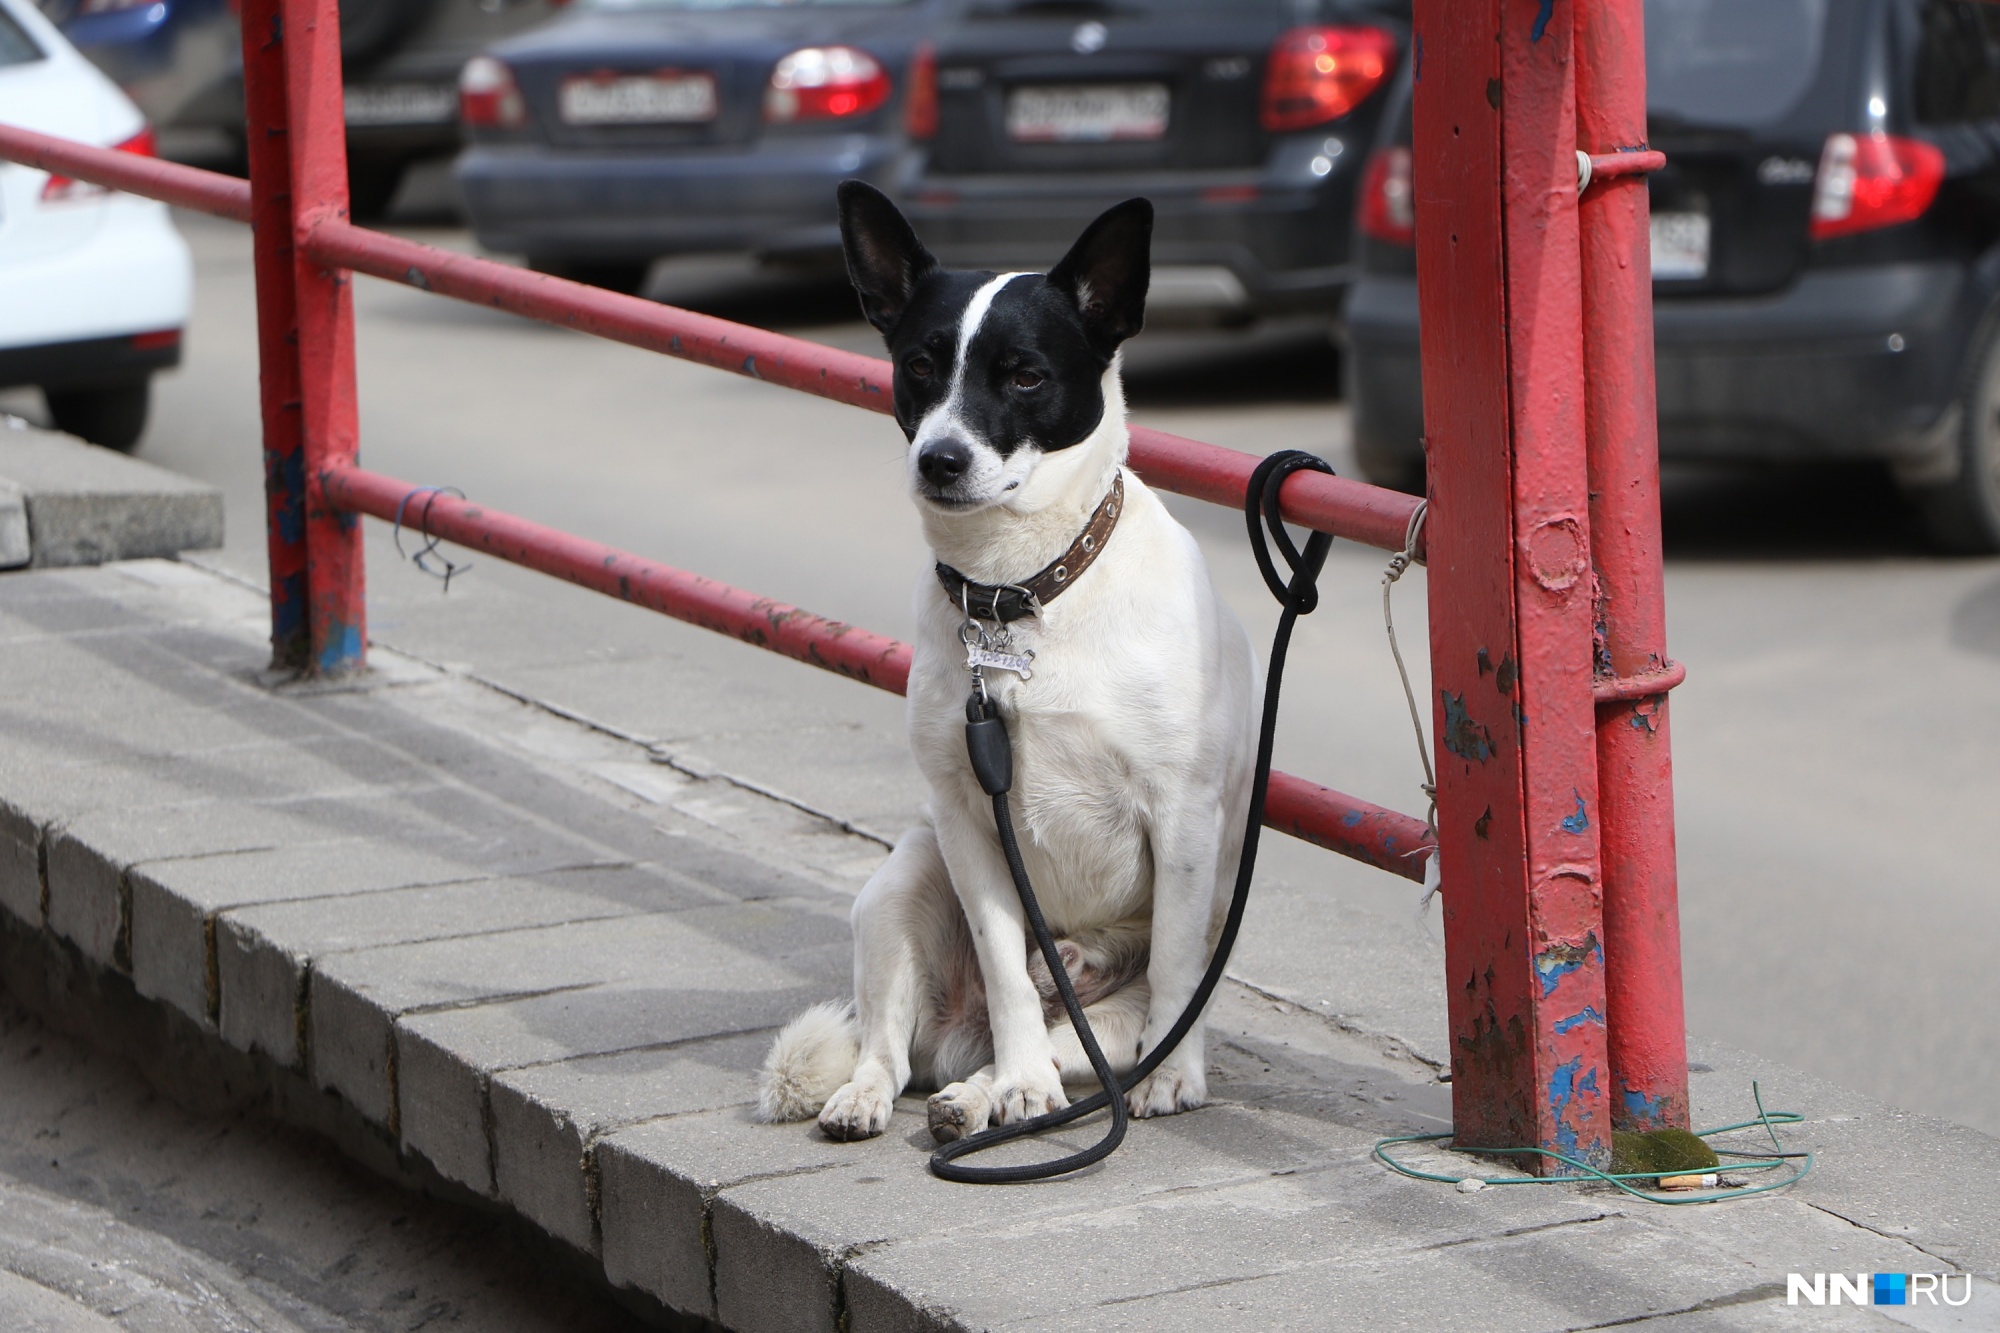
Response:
[756, 1000, 859, 1122]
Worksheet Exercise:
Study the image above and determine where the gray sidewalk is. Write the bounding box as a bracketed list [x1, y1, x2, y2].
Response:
[2, 559, 1997, 1332]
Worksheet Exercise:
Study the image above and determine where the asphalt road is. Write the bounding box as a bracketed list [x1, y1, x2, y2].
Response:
[6, 187, 1996, 1146]
[0, 996, 644, 1332]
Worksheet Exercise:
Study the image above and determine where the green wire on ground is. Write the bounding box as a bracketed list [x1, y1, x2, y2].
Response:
[1373, 1082, 1813, 1205]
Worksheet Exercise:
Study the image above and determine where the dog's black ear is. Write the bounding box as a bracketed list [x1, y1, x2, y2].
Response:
[838, 180, 937, 337]
[1046, 197, 1153, 356]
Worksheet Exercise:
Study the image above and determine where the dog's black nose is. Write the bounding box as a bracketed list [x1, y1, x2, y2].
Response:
[917, 439, 972, 487]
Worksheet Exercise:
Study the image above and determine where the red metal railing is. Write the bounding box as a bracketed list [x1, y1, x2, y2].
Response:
[0, 96, 1435, 878]
[2, 0, 1693, 1166]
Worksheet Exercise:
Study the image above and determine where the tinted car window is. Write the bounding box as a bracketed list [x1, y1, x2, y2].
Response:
[1916, 0, 2000, 123]
[1645, 0, 1826, 127]
[0, 8, 43, 66]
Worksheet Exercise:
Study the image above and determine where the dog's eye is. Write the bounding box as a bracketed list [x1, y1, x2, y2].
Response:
[1011, 370, 1044, 391]
[907, 355, 934, 380]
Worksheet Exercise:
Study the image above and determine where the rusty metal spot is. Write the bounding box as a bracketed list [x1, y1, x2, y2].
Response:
[1533, 932, 1600, 998]
[1477, 648, 1492, 675]
[1486, 77, 1501, 109]
[1496, 655, 1517, 694]
[1474, 805, 1492, 839]
[1527, 515, 1587, 593]
[1441, 691, 1494, 762]
[1456, 1002, 1528, 1088]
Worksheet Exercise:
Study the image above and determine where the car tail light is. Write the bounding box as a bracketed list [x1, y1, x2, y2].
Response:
[1261, 26, 1395, 133]
[1359, 146, 1414, 244]
[41, 125, 155, 204]
[130, 329, 181, 351]
[460, 56, 526, 130]
[766, 46, 892, 123]
[1810, 132, 1945, 240]
[905, 42, 938, 140]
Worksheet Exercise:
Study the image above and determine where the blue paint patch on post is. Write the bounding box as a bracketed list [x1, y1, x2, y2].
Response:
[1343, 809, 1363, 827]
[270, 449, 306, 544]
[1531, 0, 1555, 42]
[1552, 1006, 1604, 1036]
[272, 574, 306, 641]
[1561, 789, 1589, 834]
[1548, 1057, 1584, 1155]
[1621, 1087, 1666, 1127]
[317, 620, 364, 675]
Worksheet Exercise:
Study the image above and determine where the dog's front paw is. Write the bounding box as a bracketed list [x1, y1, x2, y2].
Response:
[818, 1079, 894, 1141]
[927, 1082, 993, 1144]
[1126, 1058, 1206, 1119]
[992, 1066, 1069, 1124]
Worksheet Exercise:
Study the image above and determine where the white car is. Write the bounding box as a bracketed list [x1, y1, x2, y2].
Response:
[0, 0, 190, 451]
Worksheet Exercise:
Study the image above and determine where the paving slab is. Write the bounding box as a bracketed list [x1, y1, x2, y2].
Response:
[213, 861, 729, 1067]
[308, 898, 839, 1132]
[489, 1029, 773, 1253]
[130, 840, 501, 1031]
[0, 421, 222, 568]
[595, 1108, 897, 1324]
[391, 901, 847, 1193]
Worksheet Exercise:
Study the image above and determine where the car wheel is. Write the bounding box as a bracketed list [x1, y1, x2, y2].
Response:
[1907, 317, 2000, 555]
[46, 381, 151, 454]
[347, 158, 407, 223]
[528, 257, 653, 297]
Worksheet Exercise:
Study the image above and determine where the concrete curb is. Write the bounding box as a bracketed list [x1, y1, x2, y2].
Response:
[0, 418, 222, 568]
[3, 562, 1997, 1332]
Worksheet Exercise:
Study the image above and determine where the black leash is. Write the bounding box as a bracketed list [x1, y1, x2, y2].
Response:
[931, 451, 1336, 1183]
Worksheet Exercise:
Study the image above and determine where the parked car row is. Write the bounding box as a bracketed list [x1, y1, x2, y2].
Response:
[456, 0, 1408, 318]
[39, 0, 567, 216]
[15, 0, 2000, 557]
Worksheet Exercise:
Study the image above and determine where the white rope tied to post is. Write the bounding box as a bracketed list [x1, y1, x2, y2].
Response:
[1381, 500, 1441, 906]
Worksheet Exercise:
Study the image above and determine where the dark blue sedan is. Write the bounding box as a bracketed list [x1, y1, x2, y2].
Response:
[455, 0, 948, 293]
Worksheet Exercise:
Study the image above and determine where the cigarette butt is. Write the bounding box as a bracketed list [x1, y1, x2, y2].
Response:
[1658, 1173, 1718, 1191]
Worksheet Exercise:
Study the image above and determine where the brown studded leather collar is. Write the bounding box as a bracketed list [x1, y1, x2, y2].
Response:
[936, 472, 1125, 624]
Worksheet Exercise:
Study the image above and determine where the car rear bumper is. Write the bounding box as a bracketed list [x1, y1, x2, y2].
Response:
[902, 150, 1361, 318]
[0, 200, 192, 356]
[455, 135, 900, 260]
[0, 332, 182, 392]
[1344, 261, 1977, 468]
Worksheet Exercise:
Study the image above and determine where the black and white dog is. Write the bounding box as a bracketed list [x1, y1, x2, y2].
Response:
[757, 183, 1259, 1144]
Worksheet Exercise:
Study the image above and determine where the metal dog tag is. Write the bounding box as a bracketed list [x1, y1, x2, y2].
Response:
[966, 642, 1035, 679]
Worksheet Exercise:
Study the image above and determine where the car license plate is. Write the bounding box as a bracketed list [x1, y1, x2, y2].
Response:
[559, 72, 718, 125]
[343, 84, 457, 127]
[1006, 84, 1169, 143]
[1650, 210, 1710, 281]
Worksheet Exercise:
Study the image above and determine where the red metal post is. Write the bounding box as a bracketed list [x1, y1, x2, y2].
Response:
[1412, 0, 1613, 1170]
[238, 0, 308, 669]
[281, 0, 366, 674]
[1575, 0, 1691, 1133]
